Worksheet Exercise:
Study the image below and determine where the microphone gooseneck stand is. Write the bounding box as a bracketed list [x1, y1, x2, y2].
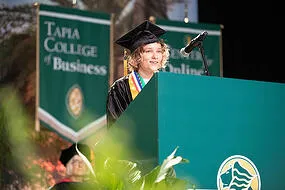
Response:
[197, 42, 210, 76]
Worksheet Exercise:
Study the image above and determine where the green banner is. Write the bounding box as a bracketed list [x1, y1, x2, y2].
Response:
[37, 4, 110, 142]
[156, 19, 222, 76]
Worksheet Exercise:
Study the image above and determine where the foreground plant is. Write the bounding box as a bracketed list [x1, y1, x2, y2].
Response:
[79, 146, 190, 190]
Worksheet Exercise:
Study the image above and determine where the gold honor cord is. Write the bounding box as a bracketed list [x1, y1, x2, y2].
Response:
[124, 49, 128, 76]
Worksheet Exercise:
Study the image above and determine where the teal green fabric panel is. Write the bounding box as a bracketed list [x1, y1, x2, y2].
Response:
[157, 72, 285, 189]
[156, 19, 221, 77]
[113, 76, 159, 172]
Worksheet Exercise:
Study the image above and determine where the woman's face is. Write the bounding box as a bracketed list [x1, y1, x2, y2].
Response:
[66, 155, 89, 177]
[139, 42, 163, 74]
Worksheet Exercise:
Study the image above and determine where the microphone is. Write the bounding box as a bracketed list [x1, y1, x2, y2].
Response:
[180, 31, 208, 57]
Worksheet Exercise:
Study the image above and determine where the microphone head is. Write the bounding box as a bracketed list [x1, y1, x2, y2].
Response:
[180, 47, 190, 57]
[202, 31, 208, 35]
[195, 31, 208, 41]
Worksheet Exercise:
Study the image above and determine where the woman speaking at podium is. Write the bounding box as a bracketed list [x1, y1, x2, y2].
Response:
[106, 20, 170, 128]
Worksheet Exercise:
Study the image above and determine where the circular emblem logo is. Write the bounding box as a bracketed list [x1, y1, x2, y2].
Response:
[66, 85, 83, 118]
[217, 155, 261, 190]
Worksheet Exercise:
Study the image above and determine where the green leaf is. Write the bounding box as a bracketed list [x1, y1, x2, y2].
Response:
[155, 147, 189, 183]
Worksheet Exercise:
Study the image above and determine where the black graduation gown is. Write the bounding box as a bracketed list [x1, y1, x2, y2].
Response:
[49, 181, 101, 190]
[106, 75, 133, 128]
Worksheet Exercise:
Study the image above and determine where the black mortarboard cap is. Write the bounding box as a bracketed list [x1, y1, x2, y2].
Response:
[59, 143, 91, 166]
[115, 20, 166, 52]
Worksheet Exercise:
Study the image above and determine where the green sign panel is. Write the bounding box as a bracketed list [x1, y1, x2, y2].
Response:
[37, 4, 110, 142]
[156, 19, 222, 76]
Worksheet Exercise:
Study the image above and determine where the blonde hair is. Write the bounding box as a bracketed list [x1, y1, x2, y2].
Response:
[127, 40, 170, 73]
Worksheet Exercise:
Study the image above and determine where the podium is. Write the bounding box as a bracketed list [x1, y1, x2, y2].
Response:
[110, 72, 285, 189]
